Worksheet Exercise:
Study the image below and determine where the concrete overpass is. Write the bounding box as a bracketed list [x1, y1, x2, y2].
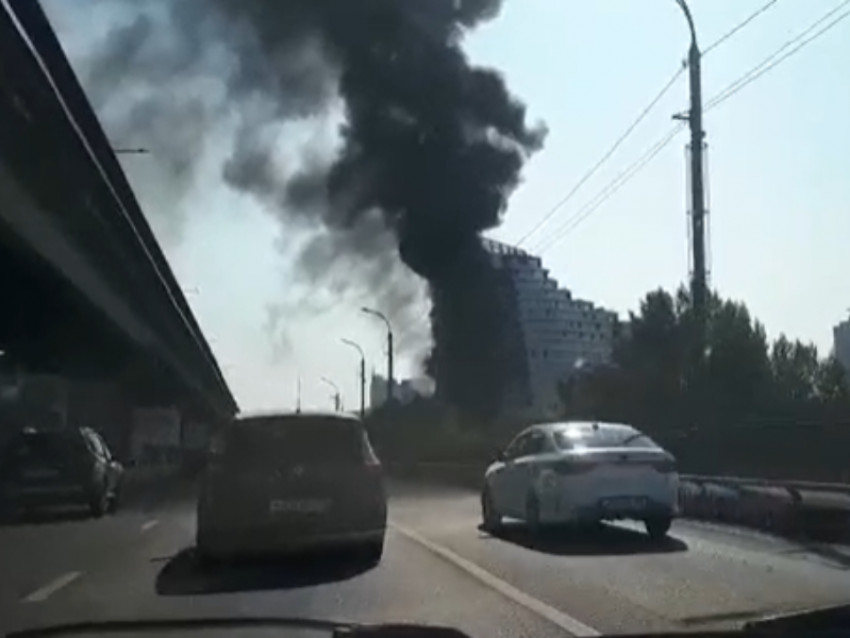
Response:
[0, 1, 237, 429]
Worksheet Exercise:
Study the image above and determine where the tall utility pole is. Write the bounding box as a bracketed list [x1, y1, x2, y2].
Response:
[342, 338, 366, 419]
[361, 307, 394, 403]
[674, 0, 709, 351]
[296, 376, 302, 414]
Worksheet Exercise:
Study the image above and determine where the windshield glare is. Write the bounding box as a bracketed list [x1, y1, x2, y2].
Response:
[2, 0, 844, 636]
[553, 428, 660, 450]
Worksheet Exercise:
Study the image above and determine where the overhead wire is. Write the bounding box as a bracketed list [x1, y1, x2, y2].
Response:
[533, 123, 686, 255]
[526, 0, 850, 255]
[706, 0, 850, 112]
[514, 0, 780, 252]
[514, 62, 686, 248]
[703, 0, 781, 57]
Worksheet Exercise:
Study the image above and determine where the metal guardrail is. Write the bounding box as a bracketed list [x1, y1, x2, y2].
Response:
[388, 462, 850, 500]
[680, 474, 850, 507]
[386, 461, 850, 541]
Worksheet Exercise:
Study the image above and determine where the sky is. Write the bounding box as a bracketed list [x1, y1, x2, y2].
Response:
[39, 0, 850, 413]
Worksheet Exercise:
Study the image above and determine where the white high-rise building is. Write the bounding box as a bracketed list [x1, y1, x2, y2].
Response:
[483, 238, 618, 419]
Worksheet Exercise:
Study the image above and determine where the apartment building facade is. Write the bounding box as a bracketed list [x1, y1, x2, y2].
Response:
[483, 238, 618, 420]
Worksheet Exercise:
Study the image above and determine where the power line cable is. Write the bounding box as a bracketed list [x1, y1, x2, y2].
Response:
[703, 0, 781, 57]
[527, 0, 850, 255]
[706, 0, 850, 111]
[515, 62, 686, 247]
[514, 0, 779, 251]
[534, 123, 686, 255]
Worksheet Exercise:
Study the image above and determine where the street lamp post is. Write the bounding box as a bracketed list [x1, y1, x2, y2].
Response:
[320, 377, 341, 412]
[342, 338, 366, 419]
[673, 0, 708, 353]
[361, 307, 393, 403]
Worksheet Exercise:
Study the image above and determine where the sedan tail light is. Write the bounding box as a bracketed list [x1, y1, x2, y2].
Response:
[651, 458, 677, 474]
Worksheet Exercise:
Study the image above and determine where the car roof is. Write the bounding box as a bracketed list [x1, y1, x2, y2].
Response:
[235, 410, 362, 424]
[20, 426, 85, 437]
[526, 420, 639, 435]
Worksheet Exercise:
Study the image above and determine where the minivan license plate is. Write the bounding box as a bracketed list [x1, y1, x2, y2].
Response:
[269, 499, 329, 514]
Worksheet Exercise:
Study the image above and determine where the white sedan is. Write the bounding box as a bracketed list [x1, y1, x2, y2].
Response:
[481, 420, 679, 540]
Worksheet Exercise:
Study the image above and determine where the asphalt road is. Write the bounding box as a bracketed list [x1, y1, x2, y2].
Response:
[2, 479, 850, 638]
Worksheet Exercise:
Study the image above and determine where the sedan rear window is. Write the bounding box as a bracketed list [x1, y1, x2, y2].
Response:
[223, 415, 366, 468]
[553, 426, 659, 450]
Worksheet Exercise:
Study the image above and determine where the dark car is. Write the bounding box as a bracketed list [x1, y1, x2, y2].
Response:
[196, 411, 387, 564]
[0, 426, 123, 518]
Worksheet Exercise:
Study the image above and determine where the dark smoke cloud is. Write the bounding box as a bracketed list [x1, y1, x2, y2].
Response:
[47, 0, 546, 418]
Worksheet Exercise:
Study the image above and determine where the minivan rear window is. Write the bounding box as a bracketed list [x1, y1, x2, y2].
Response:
[223, 415, 365, 468]
[554, 426, 659, 450]
[2, 430, 89, 469]
[16, 431, 87, 457]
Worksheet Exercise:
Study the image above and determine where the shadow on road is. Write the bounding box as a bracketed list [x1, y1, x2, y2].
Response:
[480, 521, 688, 555]
[782, 542, 850, 570]
[156, 547, 376, 596]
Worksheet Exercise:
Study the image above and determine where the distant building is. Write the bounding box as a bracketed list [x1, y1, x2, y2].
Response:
[482, 238, 618, 420]
[833, 318, 850, 372]
[369, 374, 433, 409]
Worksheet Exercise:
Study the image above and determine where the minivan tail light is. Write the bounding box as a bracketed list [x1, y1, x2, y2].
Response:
[361, 434, 382, 472]
[365, 458, 382, 473]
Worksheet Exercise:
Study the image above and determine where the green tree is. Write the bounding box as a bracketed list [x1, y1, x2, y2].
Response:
[582, 286, 846, 427]
[769, 336, 820, 405]
[814, 355, 850, 404]
[703, 297, 772, 417]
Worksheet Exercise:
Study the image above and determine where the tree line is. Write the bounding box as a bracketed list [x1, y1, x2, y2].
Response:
[560, 286, 850, 432]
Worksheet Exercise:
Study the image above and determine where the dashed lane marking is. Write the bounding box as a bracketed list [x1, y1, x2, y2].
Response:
[141, 519, 159, 533]
[22, 571, 82, 603]
[390, 521, 600, 637]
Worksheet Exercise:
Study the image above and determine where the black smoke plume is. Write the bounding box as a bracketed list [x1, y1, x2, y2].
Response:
[47, 0, 546, 418]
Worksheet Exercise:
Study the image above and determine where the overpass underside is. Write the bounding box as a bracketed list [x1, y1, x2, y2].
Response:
[0, 214, 191, 407]
[0, 0, 237, 435]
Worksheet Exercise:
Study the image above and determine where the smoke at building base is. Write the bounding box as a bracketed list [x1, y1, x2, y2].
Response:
[46, 0, 546, 418]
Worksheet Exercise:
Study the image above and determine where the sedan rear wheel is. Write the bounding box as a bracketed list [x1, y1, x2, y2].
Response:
[481, 488, 502, 531]
[645, 516, 672, 541]
[525, 493, 541, 535]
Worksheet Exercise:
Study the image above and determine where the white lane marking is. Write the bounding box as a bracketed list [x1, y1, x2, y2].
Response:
[22, 571, 82, 603]
[390, 522, 600, 637]
[141, 519, 159, 533]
